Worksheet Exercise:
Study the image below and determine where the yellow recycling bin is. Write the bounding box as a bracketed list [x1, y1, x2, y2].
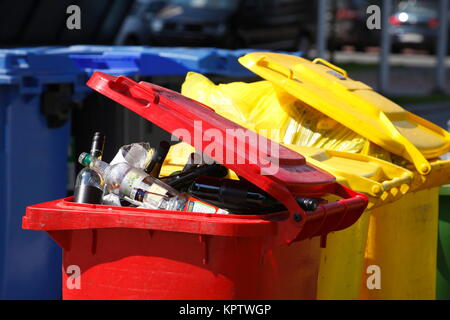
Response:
[360, 159, 450, 300]
[236, 52, 450, 300]
[179, 69, 450, 299]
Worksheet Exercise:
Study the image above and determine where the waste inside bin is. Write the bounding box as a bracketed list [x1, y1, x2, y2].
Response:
[22, 72, 368, 300]
[437, 184, 450, 300]
[180, 62, 450, 299]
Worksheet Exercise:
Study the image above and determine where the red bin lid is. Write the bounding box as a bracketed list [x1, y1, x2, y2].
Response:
[87, 72, 336, 198]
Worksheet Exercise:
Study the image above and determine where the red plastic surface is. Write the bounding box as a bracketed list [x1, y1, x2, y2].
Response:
[23, 194, 364, 299]
[53, 228, 322, 299]
[24, 185, 366, 241]
[22, 72, 369, 299]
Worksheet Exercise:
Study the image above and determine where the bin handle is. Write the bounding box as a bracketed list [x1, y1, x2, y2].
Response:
[254, 55, 294, 79]
[111, 75, 161, 106]
[312, 58, 348, 78]
[271, 183, 367, 247]
[380, 172, 412, 196]
[293, 183, 368, 242]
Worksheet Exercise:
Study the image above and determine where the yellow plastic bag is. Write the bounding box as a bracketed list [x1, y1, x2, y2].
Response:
[182, 72, 365, 152]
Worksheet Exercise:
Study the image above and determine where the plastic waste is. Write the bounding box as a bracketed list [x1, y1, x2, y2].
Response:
[79, 152, 227, 213]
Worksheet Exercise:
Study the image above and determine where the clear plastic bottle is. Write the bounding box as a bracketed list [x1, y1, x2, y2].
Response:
[73, 132, 106, 204]
[110, 142, 155, 169]
[79, 152, 226, 213]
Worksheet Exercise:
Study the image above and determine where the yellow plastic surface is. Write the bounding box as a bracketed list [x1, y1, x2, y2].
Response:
[410, 158, 450, 192]
[160, 142, 239, 180]
[317, 210, 371, 300]
[160, 142, 196, 177]
[285, 145, 412, 208]
[361, 187, 439, 300]
[238, 52, 450, 175]
[182, 72, 366, 152]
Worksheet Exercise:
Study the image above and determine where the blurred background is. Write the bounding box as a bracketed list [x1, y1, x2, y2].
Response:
[1, 0, 449, 92]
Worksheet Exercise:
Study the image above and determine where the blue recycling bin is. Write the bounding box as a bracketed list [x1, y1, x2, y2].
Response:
[1, 46, 301, 299]
[0, 48, 88, 299]
[49, 45, 269, 77]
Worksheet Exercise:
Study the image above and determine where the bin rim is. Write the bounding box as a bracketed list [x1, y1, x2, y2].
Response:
[23, 197, 283, 238]
[24, 193, 366, 244]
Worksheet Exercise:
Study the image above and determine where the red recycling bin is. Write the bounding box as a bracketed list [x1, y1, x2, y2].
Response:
[23, 72, 368, 300]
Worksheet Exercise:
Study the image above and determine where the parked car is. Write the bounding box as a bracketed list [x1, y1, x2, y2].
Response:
[116, 0, 316, 53]
[0, 0, 134, 47]
[389, 0, 441, 53]
[331, 0, 379, 50]
[115, 0, 168, 45]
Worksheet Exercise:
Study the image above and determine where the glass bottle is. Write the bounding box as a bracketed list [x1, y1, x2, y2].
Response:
[79, 152, 227, 213]
[73, 132, 106, 204]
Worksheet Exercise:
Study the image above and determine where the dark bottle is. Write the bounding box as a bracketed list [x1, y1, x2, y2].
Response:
[145, 140, 171, 178]
[163, 163, 228, 190]
[73, 132, 106, 204]
[188, 176, 319, 214]
[180, 152, 203, 174]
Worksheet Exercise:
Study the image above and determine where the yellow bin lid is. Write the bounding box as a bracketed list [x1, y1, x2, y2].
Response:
[239, 52, 450, 175]
[285, 145, 412, 209]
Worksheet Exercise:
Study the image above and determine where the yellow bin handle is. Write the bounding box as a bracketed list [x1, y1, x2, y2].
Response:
[313, 58, 348, 78]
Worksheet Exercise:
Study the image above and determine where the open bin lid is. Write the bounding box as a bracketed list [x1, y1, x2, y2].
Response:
[87, 72, 337, 198]
[76, 71, 368, 244]
[238, 52, 450, 175]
